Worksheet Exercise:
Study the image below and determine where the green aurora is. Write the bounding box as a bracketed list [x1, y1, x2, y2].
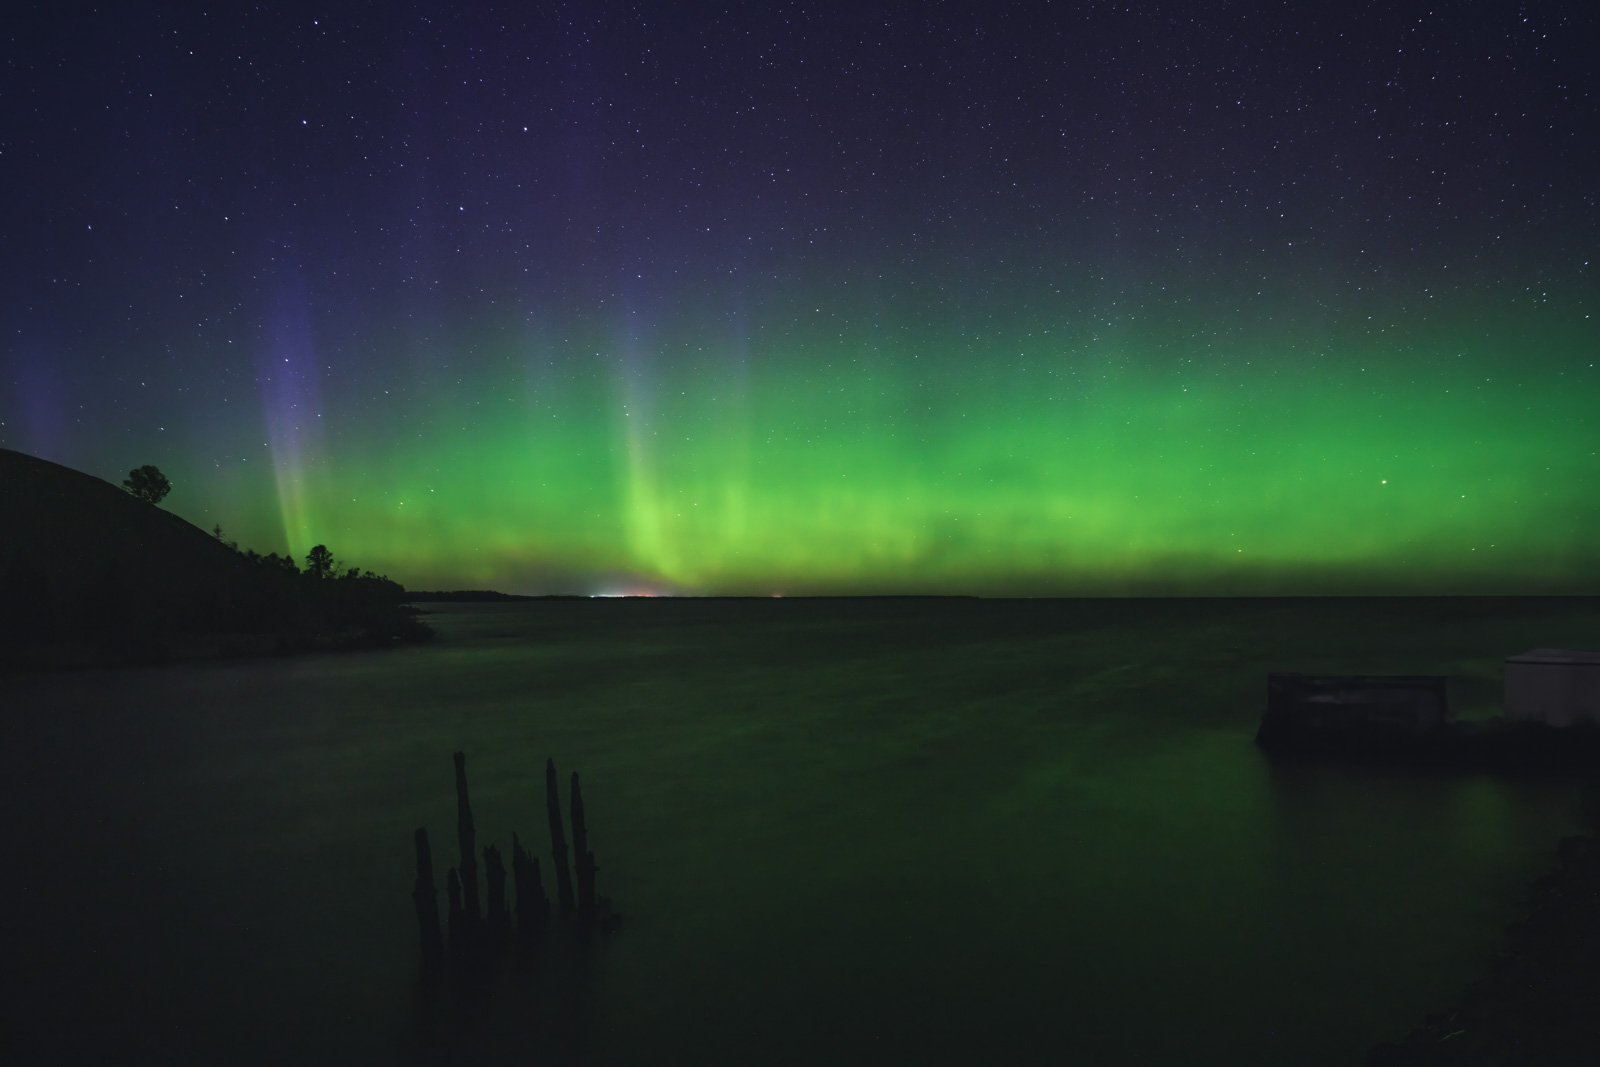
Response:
[8, 2, 1598, 599]
[252, 289, 1598, 595]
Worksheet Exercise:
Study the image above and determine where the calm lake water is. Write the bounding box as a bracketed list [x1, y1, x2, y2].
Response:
[5, 597, 1600, 1065]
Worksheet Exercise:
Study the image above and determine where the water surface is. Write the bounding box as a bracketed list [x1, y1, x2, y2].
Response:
[4, 597, 1598, 1064]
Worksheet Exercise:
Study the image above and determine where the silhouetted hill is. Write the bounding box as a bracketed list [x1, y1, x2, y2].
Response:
[0, 447, 428, 667]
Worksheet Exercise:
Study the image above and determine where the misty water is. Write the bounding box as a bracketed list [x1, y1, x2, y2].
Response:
[6, 597, 1600, 1064]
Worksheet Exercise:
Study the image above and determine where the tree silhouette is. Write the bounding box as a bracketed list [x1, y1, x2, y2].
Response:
[123, 465, 172, 505]
[305, 544, 335, 579]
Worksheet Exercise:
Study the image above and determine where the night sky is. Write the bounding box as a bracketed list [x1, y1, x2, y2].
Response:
[4, 2, 1596, 595]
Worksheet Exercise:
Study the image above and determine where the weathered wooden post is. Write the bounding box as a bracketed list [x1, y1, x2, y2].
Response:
[571, 772, 597, 926]
[446, 867, 465, 954]
[546, 758, 576, 918]
[511, 832, 549, 950]
[454, 752, 481, 925]
[413, 828, 444, 972]
[484, 844, 510, 941]
[413, 754, 621, 979]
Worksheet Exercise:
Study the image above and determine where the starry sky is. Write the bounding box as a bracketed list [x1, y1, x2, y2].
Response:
[3, 1, 1597, 595]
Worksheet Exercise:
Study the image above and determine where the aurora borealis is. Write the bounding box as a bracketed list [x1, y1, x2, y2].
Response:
[4, 2, 1597, 594]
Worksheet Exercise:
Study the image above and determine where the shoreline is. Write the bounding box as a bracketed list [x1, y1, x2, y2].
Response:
[1368, 828, 1600, 1064]
[1, 619, 434, 674]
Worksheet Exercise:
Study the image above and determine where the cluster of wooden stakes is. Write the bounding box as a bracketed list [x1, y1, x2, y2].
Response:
[412, 752, 619, 980]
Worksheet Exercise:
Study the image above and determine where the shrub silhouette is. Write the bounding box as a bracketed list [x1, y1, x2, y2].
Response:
[123, 465, 172, 505]
[305, 544, 335, 579]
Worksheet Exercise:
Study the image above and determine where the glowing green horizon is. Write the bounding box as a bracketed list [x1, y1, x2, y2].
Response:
[242, 293, 1599, 596]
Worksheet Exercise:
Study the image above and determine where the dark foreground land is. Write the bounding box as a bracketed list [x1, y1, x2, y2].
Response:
[0, 447, 429, 669]
[5, 595, 1598, 1063]
[1368, 829, 1600, 1065]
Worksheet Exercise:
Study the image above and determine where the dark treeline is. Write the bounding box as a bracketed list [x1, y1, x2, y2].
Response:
[405, 589, 552, 602]
[215, 539, 432, 649]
